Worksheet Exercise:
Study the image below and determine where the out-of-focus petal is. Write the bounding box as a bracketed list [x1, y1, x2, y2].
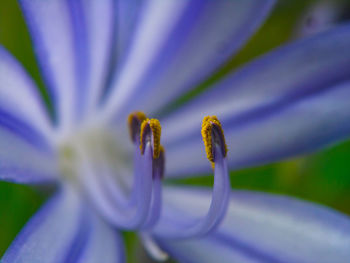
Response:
[82, 0, 116, 116]
[0, 47, 58, 184]
[103, 0, 275, 121]
[155, 187, 350, 263]
[0, 46, 52, 139]
[19, 0, 87, 130]
[115, 0, 145, 64]
[77, 213, 125, 263]
[0, 125, 58, 183]
[162, 24, 350, 176]
[1, 185, 88, 263]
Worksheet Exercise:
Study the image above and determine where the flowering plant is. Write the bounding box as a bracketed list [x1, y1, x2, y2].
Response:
[0, 0, 350, 262]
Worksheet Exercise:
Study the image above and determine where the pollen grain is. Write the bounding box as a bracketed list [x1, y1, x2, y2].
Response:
[201, 116, 228, 166]
[140, 118, 162, 159]
[127, 111, 147, 142]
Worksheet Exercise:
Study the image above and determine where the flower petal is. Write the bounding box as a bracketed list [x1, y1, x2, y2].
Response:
[0, 46, 52, 139]
[77, 213, 125, 263]
[0, 47, 58, 184]
[103, 0, 275, 121]
[82, 0, 116, 116]
[0, 126, 58, 184]
[115, 0, 145, 64]
[162, 24, 350, 176]
[155, 187, 350, 263]
[19, 0, 86, 129]
[1, 185, 88, 263]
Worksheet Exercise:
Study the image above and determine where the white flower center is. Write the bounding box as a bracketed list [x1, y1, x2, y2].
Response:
[57, 127, 132, 188]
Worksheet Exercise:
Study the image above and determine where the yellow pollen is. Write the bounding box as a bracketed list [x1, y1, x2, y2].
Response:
[140, 118, 162, 158]
[127, 111, 147, 142]
[201, 116, 228, 166]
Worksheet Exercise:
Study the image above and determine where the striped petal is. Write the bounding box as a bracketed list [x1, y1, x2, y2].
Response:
[82, 0, 116, 117]
[0, 47, 58, 183]
[0, 126, 58, 184]
[155, 187, 350, 263]
[19, 0, 86, 130]
[103, 0, 275, 121]
[0, 46, 52, 139]
[162, 23, 350, 176]
[1, 186, 88, 263]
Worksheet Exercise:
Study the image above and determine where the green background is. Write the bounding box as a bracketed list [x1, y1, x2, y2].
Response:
[0, 0, 349, 262]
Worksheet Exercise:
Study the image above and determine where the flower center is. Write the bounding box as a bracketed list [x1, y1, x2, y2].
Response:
[57, 112, 231, 241]
[58, 127, 130, 186]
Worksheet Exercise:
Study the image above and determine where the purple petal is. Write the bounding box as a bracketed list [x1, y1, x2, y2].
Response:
[155, 187, 350, 263]
[77, 212, 125, 263]
[115, 0, 145, 64]
[162, 23, 350, 176]
[0, 121, 58, 184]
[0, 46, 52, 140]
[0, 47, 58, 183]
[2, 185, 88, 263]
[19, 0, 86, 129]
[82, 0, 116, 116]
[103, 0, 275, 121]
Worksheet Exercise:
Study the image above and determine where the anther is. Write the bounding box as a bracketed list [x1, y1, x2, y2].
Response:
[140, 118, 161, 159]
[127, 111, 147, 143]
[201, 116, 228, 166]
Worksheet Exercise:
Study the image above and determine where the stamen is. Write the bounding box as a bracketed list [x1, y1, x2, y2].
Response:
[78, 115, 164, 231]
[80, 141, 154, 229]
[127, 111, 147, 143]
[154, 116, 230, 239]
[127, 112, 148, 205]
[140, 118, 161, 158]
[201, 116, 228, 167]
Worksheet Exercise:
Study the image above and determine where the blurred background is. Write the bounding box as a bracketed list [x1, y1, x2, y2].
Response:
[0, 0, 350, 262]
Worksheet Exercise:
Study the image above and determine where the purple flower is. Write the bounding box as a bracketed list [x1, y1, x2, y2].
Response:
[1, 0, 350, 262]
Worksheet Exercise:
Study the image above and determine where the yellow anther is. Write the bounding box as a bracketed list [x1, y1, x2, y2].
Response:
[140, 118, 162, 159]
[201, 116, 228, 166]
[127, 111, 147, 142]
